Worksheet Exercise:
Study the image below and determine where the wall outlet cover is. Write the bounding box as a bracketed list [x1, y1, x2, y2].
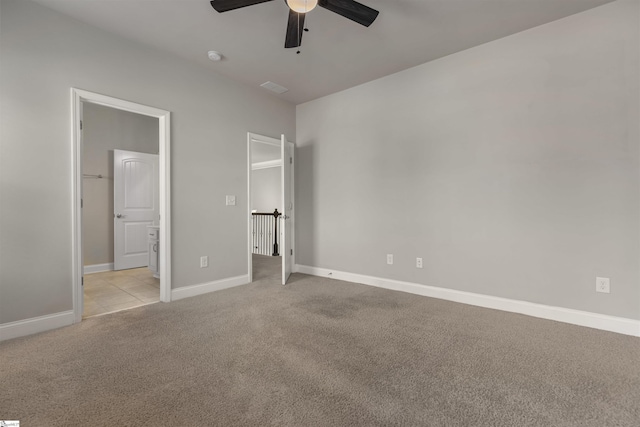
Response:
[416, 257, 423, 268]
[596, 277, 610, 293]
[200, 256, 209, 268]
[386, 254, 393, 265]
[226, 195, 236, 206]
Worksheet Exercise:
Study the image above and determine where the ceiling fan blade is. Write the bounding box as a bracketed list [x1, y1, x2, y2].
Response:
[285, 9, 305, 48]
[210, 0, 274, 13]
[318, 0, 379, 27]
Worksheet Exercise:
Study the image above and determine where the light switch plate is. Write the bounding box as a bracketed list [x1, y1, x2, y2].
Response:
[225, 195, 236, 206]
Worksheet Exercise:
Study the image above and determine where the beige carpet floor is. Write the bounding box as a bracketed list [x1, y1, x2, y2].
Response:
[1, 257, 639, 426]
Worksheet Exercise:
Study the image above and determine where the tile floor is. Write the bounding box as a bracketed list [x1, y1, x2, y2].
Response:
[83, 267, 160, 318]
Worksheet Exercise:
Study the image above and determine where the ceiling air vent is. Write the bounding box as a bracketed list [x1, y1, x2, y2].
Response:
[260, 81, 289, 94]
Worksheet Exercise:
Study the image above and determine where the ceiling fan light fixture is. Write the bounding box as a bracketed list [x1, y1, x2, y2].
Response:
[286, 0, 318, 14]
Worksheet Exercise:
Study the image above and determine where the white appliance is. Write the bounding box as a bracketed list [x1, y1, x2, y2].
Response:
[147, 226, 160, 278]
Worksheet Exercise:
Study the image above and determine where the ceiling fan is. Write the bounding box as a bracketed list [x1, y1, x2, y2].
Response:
[210, 0, 379, 49]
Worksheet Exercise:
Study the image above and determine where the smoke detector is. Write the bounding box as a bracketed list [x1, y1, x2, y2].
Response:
[207, 51, 223, 61]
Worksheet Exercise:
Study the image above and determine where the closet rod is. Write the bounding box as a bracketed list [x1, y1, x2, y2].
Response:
[83, 174, 104, 179]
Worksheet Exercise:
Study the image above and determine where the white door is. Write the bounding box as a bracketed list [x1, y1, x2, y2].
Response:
[281, 135, 293, 285]
[114, 149, 159, 270]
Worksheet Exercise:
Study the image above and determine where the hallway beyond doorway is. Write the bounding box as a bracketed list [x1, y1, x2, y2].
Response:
[252, 254, 281, 282]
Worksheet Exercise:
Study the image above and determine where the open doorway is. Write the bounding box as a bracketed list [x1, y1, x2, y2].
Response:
[247, 133, 294, 284]
[72, 89, 171, 324]
[81, 103, 160, 317]
[249, 134, 282, 282]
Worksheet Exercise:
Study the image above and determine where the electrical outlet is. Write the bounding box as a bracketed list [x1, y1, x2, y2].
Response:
[387, 254, 393, 265]
[200, 256, 209, 268]
[596, 277, 610, 293]
[416, 257, 423, 268]
[225, 195, 236, 206]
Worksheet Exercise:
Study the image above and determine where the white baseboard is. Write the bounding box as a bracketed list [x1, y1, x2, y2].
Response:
[0, 310, 75, 342]
[171, 274, 249, 301]
[84, 263, 114, 274]
[294, 264, 640, 337]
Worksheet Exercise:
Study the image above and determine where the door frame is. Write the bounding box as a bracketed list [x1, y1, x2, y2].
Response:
[247, 132, 295, 283]
[71, 88, 172, 323]
[280, 134, 294, 285]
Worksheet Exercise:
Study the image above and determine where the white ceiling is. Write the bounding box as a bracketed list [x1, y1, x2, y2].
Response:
[32, 0, 613, 105]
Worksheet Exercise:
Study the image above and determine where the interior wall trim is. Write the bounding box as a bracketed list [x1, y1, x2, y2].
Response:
[83, 263, 114, 274]
[294, 264, 640, 337]
[171, 275, 249, 301]
[71, 87, 172, 326]
[0, 310, 75, 342]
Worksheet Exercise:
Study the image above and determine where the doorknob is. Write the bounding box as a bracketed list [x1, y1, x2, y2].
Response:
[116, 213, 124, 218]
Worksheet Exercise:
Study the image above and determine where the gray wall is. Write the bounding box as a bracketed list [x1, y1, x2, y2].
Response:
[251, 167, 281, 213]
[0, 0, 295, 324]
[296, 0, 639, 320]
[83, 103, 159, 266]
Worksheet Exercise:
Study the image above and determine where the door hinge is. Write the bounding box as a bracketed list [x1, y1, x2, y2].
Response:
[289, 157, 292, 164]
[80, 120, 83, 130]
[81, 199, 83, 208]
[290, 249, 293, 256]
[82, 277, 84, 287]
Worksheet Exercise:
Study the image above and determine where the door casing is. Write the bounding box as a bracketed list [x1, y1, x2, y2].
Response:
[71, 88, 172, 323]
[280, 134, 294, 285]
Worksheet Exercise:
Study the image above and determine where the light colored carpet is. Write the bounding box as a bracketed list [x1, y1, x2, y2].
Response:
[1, 263, 639, 426]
